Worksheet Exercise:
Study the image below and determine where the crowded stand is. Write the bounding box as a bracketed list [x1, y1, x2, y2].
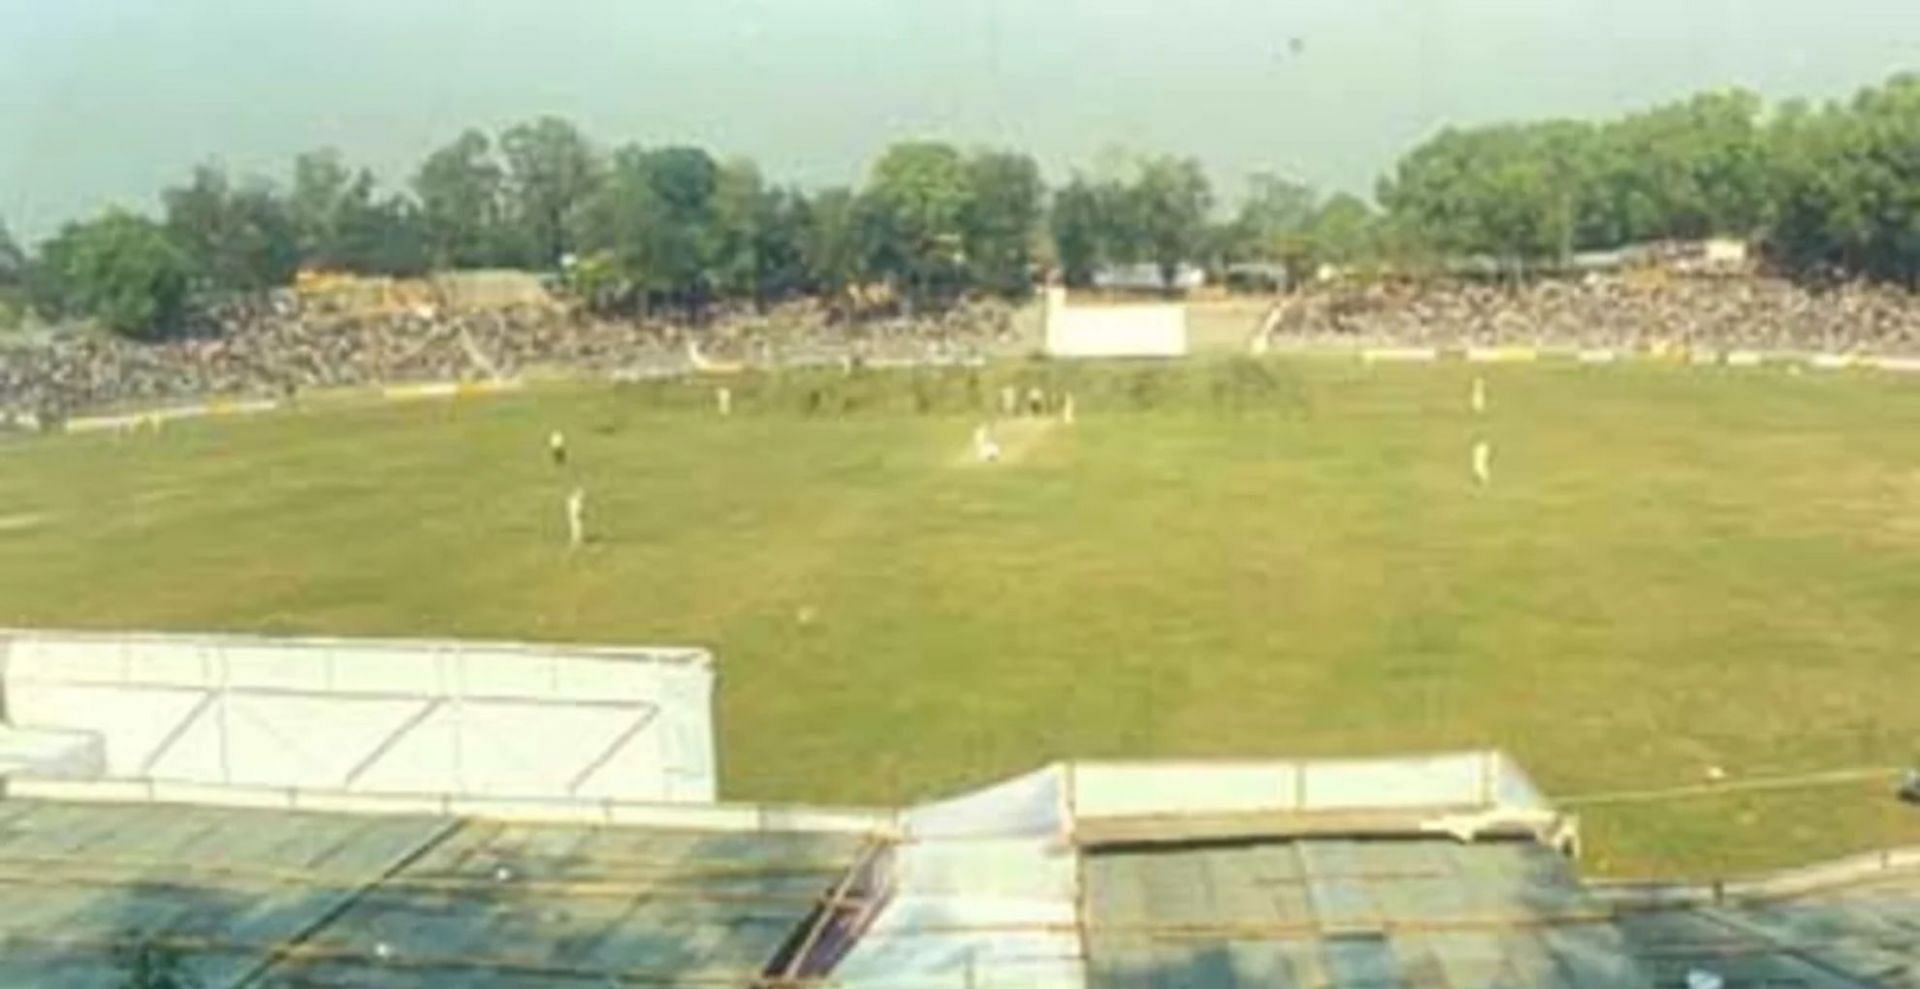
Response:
[7, 272, 1920, 427]
[0, 293, 1019, 425]
[1267, 275, 1920, 354]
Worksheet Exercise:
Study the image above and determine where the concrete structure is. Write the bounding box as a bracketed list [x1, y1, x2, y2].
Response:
[1, 631, 1914, 988]
[0, 629, 715, 803]
[1044, 287, 1189, 359]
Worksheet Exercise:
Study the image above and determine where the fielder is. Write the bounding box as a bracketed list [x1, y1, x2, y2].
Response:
[566, 487, 586, 548]
[1472, 439, 1492, 487]
[973, 423, 1002, 463]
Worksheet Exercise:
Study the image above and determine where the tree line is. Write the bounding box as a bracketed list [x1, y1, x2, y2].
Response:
[0, 115, 1386, 338]
[6, 72, 1920, 338]
[1381, 74, 1920, 282]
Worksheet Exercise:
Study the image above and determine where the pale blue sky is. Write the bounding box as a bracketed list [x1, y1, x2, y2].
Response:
[4, 0, 1919, 242]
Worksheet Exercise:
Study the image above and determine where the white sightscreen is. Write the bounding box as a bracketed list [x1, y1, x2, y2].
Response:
[0, 630, 716, 803]
[1043, 288, 1189, 358]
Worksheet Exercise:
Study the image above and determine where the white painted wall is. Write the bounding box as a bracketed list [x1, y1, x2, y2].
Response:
[0, 630, 716, 803]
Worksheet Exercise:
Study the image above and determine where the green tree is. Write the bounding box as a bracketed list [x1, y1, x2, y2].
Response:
[577, 145, 718, 311]
[865, 141, 972, 307]
[161, 164, 299, 292]
[1381, 92, 1778, 269]
[285, 149, 433, 276]
[711, 161, 809, 307]
[1224, 172, 1319, 277]
[1307, 193, 1378, 267]
[642, 146, 720, 305]
[1768, 74, 1920, 283]
[288, 148, 356, 266]
[413, 129, 506, 269]
[1231, 174, 1316, 254]
[334, 194, 431, 277]
[1380, 122, 1593, 270]
[1589, 89, 1769, 244]
[710, 159, 767, 302]
[756, 186, 812, 304]
[800, 186, 871, 304]
[1128, 156, 1212, 290]
[0, 220, 23, 286]
[961, 150, 1044, 298]
[32, 210, 191, 338]
[500, 116, 600, 268]
[576, 148, 658, 309]
[0, 222, 22, 331]
[1767, 98, 1866, 274]
[1049, 176, 1110, 286]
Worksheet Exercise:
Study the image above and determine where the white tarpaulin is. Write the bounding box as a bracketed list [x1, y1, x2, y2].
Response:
[0, 725, 104, 780]
[902, 765, 1067, 840]
[837, 837, 1084, 989]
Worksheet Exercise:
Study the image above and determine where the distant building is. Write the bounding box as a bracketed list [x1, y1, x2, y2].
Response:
[1693, 236, 1753, 273]
[1569, 248, 1635, 273]
[1092, 261, 1205, 292]
[1624, 238, 1755, 275]
[1222, 261, 1290, 292]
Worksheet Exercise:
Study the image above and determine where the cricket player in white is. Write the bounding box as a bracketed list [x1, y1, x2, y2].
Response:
[1062, 393, 1076, 425]
[566, 488, 586, 547]
[1470, 376, 1487, 414]
[549, 430, 568, 467]
[1472, 440, 1492, 487]
[973, 424, 1001, 463]
[716, 387, 732, 417]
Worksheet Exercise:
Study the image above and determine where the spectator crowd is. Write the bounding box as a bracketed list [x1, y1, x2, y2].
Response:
[0, 295, 1019, 426]
[8, 274, 1920, 427]
[1267, 275, 1920, 354]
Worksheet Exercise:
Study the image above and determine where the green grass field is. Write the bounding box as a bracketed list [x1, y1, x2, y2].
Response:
[2, 358, 1916, 877]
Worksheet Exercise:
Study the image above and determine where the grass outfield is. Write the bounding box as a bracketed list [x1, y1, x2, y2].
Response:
[1, 358, 1916, 877]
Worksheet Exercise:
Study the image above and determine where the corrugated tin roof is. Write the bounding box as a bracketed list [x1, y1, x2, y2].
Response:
[1610, 868, 1920, 989]
[1083, 838, 1646, 989]
[0, 798, 866, 988]
[5, 755, 1917, 989]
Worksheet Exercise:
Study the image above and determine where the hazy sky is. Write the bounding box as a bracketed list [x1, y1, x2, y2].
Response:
[4, 0, 1920, 242]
